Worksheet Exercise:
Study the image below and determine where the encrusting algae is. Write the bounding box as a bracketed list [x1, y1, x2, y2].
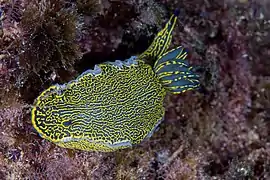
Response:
[31, 10, 200, 152]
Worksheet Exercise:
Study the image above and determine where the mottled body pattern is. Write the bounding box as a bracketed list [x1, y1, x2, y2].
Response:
[32, 59, 166, 151]
[31, 10, 200, 151]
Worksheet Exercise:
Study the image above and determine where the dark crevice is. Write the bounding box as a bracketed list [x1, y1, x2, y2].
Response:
[75, 32, 154, 73]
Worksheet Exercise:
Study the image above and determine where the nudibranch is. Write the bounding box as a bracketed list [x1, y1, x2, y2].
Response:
[31, 10, 200, 152]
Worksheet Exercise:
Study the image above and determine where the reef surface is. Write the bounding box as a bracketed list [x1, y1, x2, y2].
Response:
[0, 0, 269, 179]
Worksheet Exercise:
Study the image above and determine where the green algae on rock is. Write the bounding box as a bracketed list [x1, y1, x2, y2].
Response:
[31, 10, 200, 152]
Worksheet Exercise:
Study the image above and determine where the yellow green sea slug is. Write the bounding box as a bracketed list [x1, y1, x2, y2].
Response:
[31, 10, 200, 152]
